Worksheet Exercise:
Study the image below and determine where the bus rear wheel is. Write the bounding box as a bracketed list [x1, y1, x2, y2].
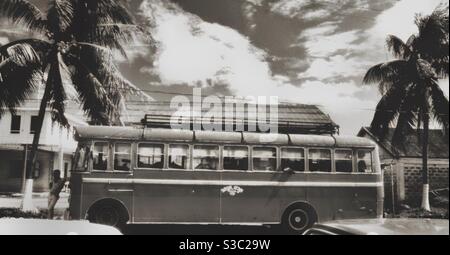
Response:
[282, 203, 317, 234]
[88, 202, 127, 231]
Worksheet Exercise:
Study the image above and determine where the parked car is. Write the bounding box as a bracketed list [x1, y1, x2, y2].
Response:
[0, 219, 122, 235]
[303, 218, 449, 235]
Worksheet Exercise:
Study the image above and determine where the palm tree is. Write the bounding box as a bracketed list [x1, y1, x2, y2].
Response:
[0, 0, 147, 211]
[363, 5, 449, 211]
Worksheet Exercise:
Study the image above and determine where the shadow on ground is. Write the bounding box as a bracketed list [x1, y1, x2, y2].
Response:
[122, 224, 286, 235]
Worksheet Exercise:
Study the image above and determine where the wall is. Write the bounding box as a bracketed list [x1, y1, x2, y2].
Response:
[0, 109, 78, 151]
[0, 150, 54, 193]
[400, 158, 449, 205]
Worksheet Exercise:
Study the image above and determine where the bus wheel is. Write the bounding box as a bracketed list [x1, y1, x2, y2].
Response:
[88, 201, 128, 230]
[282, 203, 317, 234]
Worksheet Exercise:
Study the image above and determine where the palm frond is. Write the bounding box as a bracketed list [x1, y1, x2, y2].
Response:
[47, 0, 74, 38]
[46, 53, 69, 126]
[5, 43, 41, 67]
[0, 58, 43, 117]
[0, 0, 47, 32]
[363, 60, 411, 92]
[415, 59, 438, 80]
[386, 35, 412, 59]
[414, 6, 449, 76]
[0, 39, 52, 68]
[392, 83, 423, 145]
[63, 52, 114, 125]
[429, 81, 449, 134]
[369, 82, 409, 138]
[69, 0, 137, 53]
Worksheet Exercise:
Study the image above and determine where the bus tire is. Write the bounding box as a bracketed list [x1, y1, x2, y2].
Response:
[87, 199, 129, 231]
[282, 203, 318, 234]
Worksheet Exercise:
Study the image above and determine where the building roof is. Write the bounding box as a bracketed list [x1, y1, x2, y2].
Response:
[358, 127, 449, 159]
[124, 101, 339, 135]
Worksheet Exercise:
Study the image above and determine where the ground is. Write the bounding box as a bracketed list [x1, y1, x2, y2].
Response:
[0, 191, 448, 235]
[0, 192, 68, 220]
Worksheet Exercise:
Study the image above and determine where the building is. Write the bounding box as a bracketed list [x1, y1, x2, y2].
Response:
[358, 127, 449, 206]
[0, 93, 87, 193]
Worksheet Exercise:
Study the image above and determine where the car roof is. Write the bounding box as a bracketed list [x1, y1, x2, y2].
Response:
[0, 219, 122, 235]
[310, 218, 449, 235]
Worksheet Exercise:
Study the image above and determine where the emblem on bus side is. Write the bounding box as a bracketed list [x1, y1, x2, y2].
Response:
[221, 186, 244, 196]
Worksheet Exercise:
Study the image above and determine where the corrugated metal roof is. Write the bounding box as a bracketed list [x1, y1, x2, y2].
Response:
[124, 101, 338, 134]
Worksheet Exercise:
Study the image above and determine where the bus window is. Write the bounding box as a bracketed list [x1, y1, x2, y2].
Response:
[114, 143, 132, 171]
[169, 145, 189, 170]
[357, 150, 373, 173]
[253, 147, 277, 171]
[73, 144, 90, 171]
[335, 150, 353, 173]
[281, 148, 305, 172]
[224, 146, 249, 171]
[138, 144, 164, 169]
[93, 142, 109, 171]
[193, 145, 219, 170]
[309, 149, 331, 172]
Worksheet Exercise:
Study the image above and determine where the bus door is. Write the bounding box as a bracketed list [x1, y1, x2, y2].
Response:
[220, 146, 281, 224]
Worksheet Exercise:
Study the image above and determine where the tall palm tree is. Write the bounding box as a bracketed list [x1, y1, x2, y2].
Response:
[363, 5, 449, 211]
[0, 0, 147, 211]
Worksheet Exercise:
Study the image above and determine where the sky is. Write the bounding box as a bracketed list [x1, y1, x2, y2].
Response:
[1, 0, 449, 134]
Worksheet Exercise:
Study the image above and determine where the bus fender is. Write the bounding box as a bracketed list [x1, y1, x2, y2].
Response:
[86, 198, 131, 223]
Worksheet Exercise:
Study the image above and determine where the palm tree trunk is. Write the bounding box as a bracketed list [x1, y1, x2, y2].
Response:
[21, 83, 52, 212]
[421, 112, 431, 211]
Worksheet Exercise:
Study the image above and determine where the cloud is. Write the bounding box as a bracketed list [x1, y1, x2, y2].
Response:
[0, 36, 9, 45]
[270, 0, 371, 21]
[369, 0, 446, 42]
[139, 0, 279, 94]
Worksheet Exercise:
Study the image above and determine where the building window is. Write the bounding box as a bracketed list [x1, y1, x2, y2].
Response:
[114, 143, 131, 171]
[253, 147, 277, 171]
[8, 160, 23, 179]
[169, 144, 189, 170]
[93, 142, 109, 171]
[138, 143, 164, 169]
[335, 150, 353, 173]
[357, 150, 373, 173]
[281, 148, 305, 172]
[193, 145, 219, 170]
[30, 116, 39, 134]
[309, 149, 332, 172]
[10, 115, 21, 134]
[224, 146, 249, 171]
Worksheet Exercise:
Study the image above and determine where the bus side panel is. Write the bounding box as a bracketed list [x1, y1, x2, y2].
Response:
[221, 185, 283, 223]
[133, 183, 221, 223]
[132, 170, 221, 223]
[326, 187, 378, 220]
[68, 173, 83, 220]
[220, 172, 288, 224]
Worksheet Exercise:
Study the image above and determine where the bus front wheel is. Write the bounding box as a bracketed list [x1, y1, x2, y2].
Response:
[282, 203, 318, 234]
[88, 200, 128, 230]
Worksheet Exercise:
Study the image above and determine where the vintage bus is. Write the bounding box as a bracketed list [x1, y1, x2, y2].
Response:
[69, 126, 384, 234]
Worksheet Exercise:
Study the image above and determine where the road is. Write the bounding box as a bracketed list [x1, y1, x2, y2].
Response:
[122, 224, 285, 235]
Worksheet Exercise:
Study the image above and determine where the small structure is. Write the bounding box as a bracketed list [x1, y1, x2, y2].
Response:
[358, 127, 449, 205]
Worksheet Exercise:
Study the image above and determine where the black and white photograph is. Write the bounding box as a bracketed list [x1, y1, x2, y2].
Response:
[0, 0, 448, 240]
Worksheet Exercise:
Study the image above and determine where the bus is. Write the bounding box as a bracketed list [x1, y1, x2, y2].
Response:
[69, 126, 384, 234]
